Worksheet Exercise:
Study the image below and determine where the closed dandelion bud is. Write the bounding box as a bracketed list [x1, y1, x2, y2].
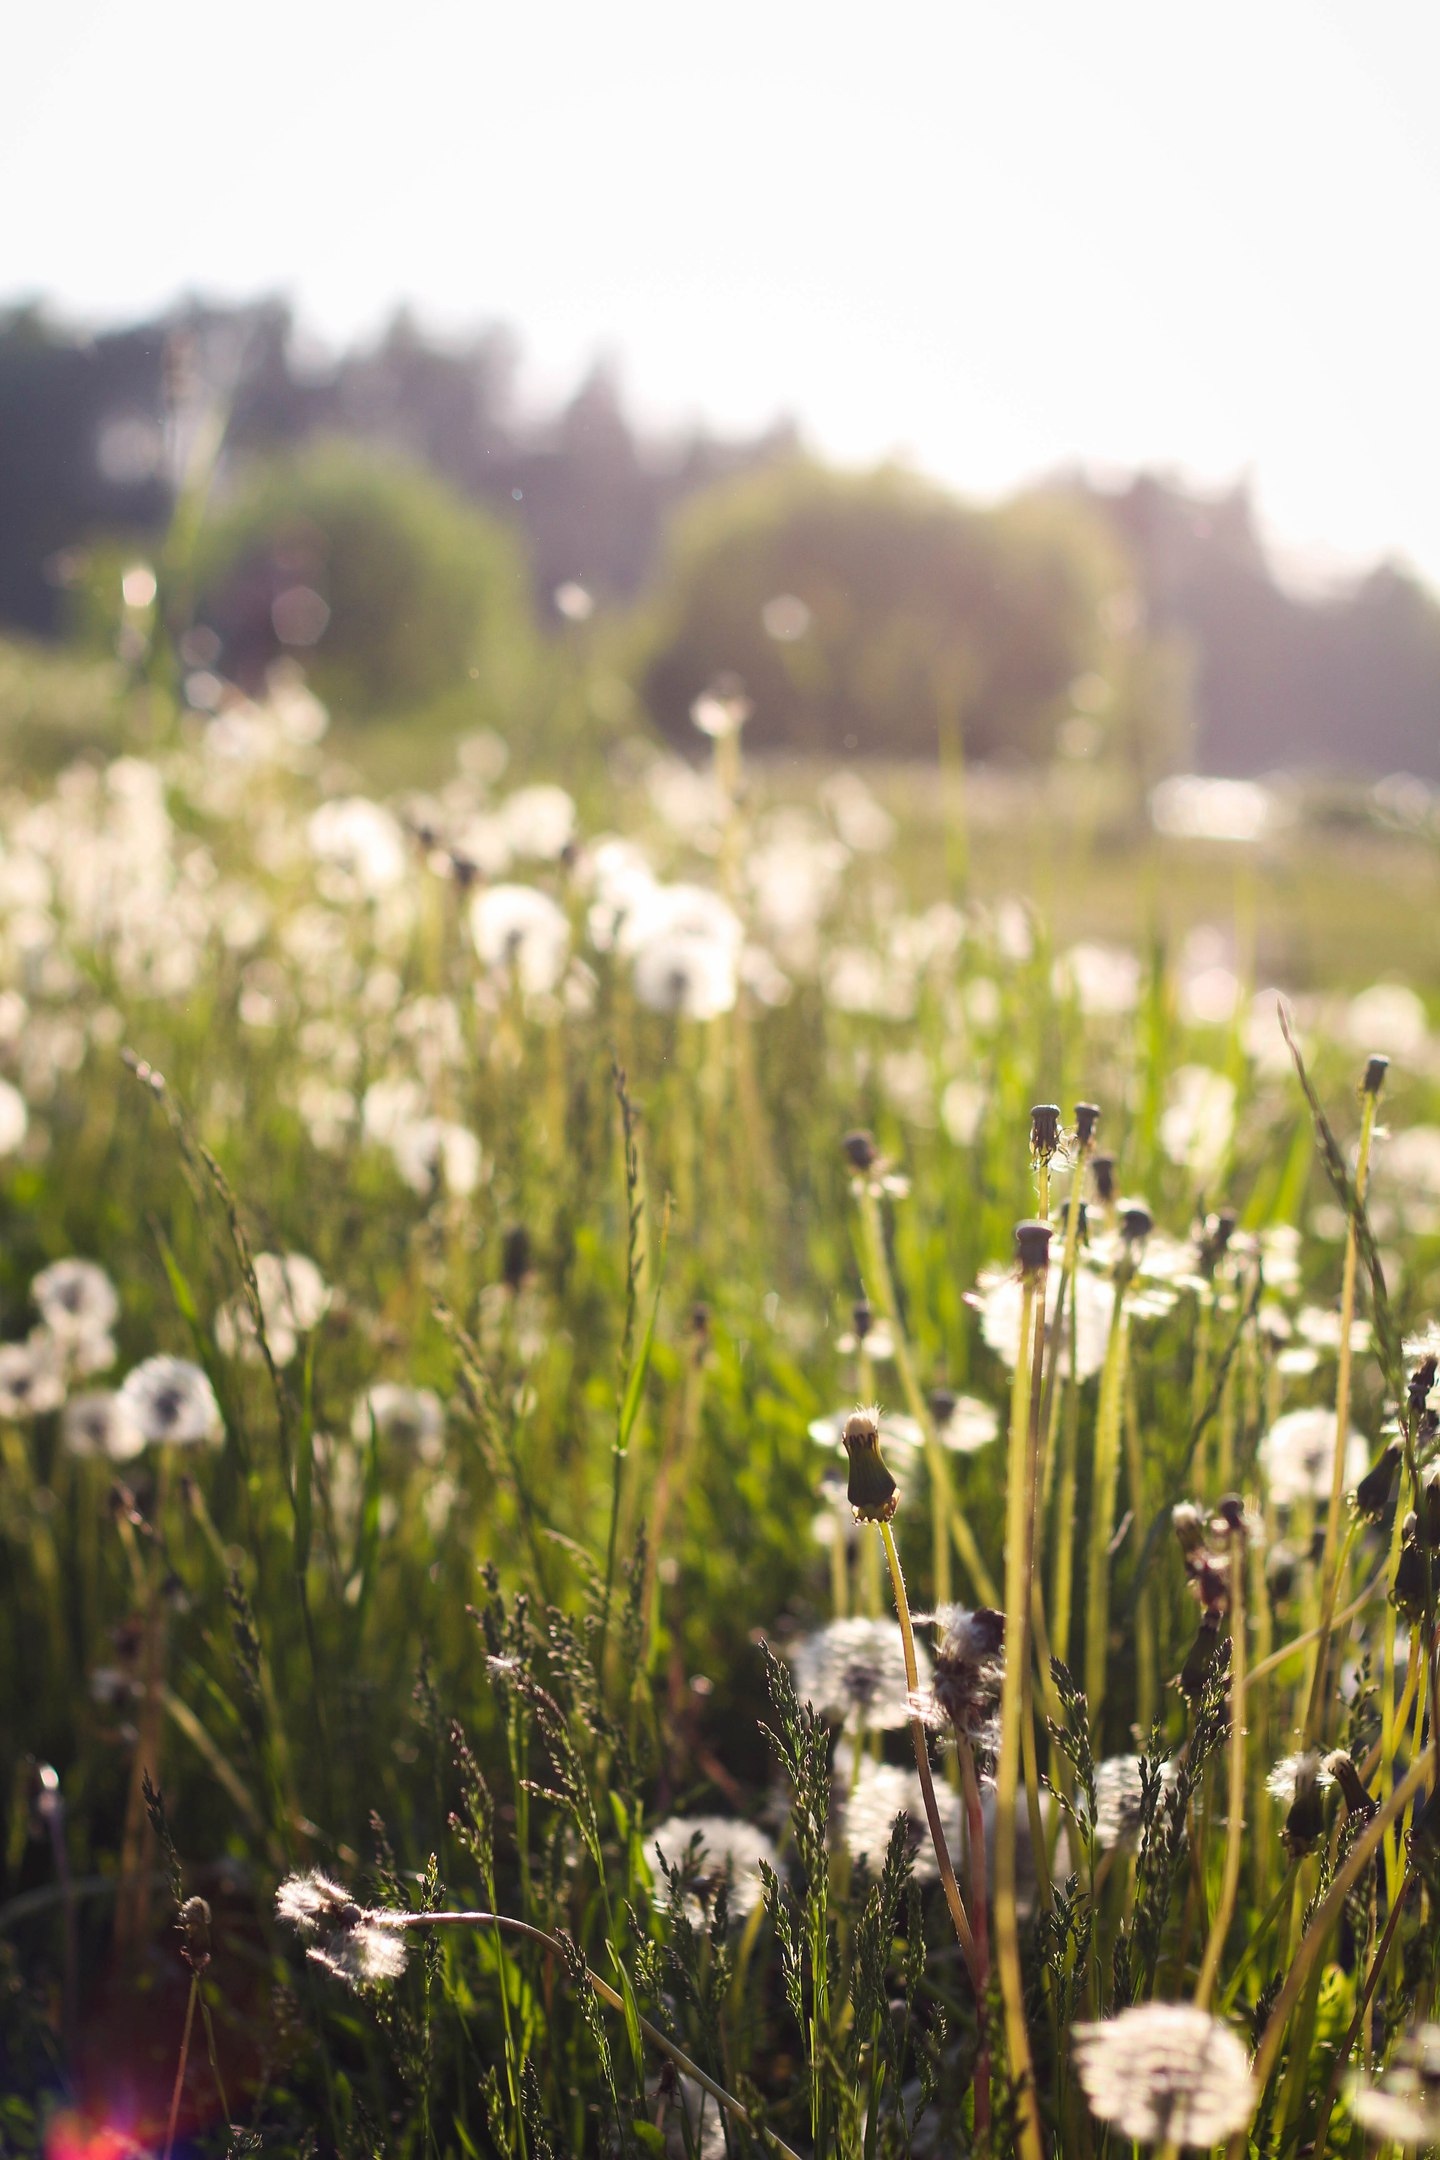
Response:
[1214, 1494, 1247, 1537]
[842, 1409, 898, 1524]
[1354, 1443, 1401, 1524]
[851, 1296, 874, 1344]
[1362, 1055, 1389, 1096]
[178, 1895, 212, 1972]
[1171, 1502, 1208, 1561]
[1091, 1151, 1117, 1204]
[1268, 1751, 1329, 1859]
[1014, 1219, 1052, 1275]
[1419, 1475, 1440, 1548]
[1392, 1519, 1427, 1621]
[1074, 1101, 1101, 1148]
[1179, 1608, 1223, 1699]
[929, 1385, 958, 1426]
[843, 1129, 880, 1173]
[1322, 1750, 1378, 1827]
[1120, 1202, 1153, 1245]
[1409, 1355, 1438, 1417]
[501, 1224, 533, 1291]
[1030, 1104, 1061, 1162]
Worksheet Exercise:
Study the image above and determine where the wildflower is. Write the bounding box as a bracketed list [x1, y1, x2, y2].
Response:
[837, 1753, 935, 1877]
[690, 682, 751, 740]
[840, 1407, 899, 1523]
[790, 1616, 928, 1731]
[1072, 2003, 1256, 2146]
[1093, 1755, 1179, 1854]
[32, 1259, 119, 1342]
[1259, 1407, 1368, 1508]
[353, 1383, 446, 1465]
[469, 884, 570, 995]
[1266, 1750, 1334, 1857]
[632, 930, 737, 1019]
[274, 1870, 408, 1987]
[117, 1357, 223, 1448]
[499, 785, 576, 859]
[928, 1390, 999, 1454]
[62, 1390, 145, 1464]
[927, 1605, 1004, 1750]
[0, 1335, 65, 1419]
[306, 797, 408, 896]
[215, 1251, 331, 1367]
[969, 1262, 1115, 1382]
[1349, 2024, 1440, 2147]
[808, 1405, 922, 1457]
[649, 1814, 776, 1922]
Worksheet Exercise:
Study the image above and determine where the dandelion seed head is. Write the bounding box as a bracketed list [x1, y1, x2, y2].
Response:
[927, 1605, 1005, 1748]
[791, 1616, 926, 1731]
[649, 1814, 776, 1921]
[1350, 2023, 1440, 2147]
[118, 1356, 223, 1448]
[1259, 1407, 1368, 1507]
[1093, 1755, 1179, 1854]
[1072, 2004, 1256, 2146]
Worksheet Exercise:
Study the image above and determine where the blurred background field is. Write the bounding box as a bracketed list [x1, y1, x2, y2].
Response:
[4, 6, 1440, 2155]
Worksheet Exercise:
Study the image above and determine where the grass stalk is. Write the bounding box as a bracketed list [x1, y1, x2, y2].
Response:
[1193, 1529, 1246, 2008]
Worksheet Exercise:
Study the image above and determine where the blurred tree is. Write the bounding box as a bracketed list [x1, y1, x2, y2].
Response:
[192, 442, 538, 723]
[633, 460, 1175, 768]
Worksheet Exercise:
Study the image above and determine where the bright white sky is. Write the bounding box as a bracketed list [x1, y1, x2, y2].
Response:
[8, 0, 1440, 589]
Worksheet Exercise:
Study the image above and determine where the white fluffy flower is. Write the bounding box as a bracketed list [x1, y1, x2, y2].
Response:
[118, 1356, 223, 1447]
[354, 1383, 446, 1464]
[972, 1265, 1115, 1383]
[1350, 2024, 1440, 2147]
[32, 1258, 119, 1340]
[0, 1335, 65, 1419]
[1259, 1407, 1368, 1507]
[791, 1617, 928, 1731]
[469, 884, 570, 995]
[62, 1390, 145, 1463]
[649, 1814, 776, 1921]
[1073, 2004, 1256, 2146]
[632, 930, 737, 1019]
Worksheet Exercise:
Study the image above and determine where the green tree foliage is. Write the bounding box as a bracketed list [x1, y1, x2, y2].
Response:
[634, 460, 1177, 766]
[194, 441, 539, 725]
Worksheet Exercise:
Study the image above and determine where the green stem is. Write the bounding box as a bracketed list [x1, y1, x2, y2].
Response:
[879, 1520, 981, 1986]
[1194, 1535, 1246, 2009]
[994, 1270, 1044, 2160]
[1083, 1272, 1129, 1733]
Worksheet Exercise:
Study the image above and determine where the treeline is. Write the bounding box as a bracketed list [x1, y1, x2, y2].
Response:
[1, 296, 1437, 776]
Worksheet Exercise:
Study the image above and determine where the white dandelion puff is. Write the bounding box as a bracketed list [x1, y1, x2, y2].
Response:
[790, 1617, 927, 1731]
[1072, 2004, 1256, 2147]
[649, 1815, 776, 1922]
[117, 1356, 223, 1448]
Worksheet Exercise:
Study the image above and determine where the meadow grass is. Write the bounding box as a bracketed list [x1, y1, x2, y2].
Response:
[1, 668, 1439, 2158]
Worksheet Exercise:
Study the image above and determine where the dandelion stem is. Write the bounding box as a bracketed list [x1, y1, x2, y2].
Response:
[163, 1972, 199, 2160]
[878, 1519, 981, 1986]
[1303, 1078, 1379, 1746]
[957, 1737, 992, 2135]
[1194, 1530, 1246, 2010]
[388, 1908, 806, 2160]
[995, 1268, 1044, 2160]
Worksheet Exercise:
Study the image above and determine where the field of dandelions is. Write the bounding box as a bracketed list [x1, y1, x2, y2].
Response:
[4, 664, 1440, 2160]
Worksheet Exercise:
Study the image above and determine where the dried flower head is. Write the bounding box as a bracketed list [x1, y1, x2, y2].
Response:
[1266, 1750, 1334, 1857]
[1072, 2004, 1256, 2146]
[649, 1814, 777, 1922]
[927, 1605, 1005, 1749]
[1259, 1406, 1368, 1508]
[274, 1870, 408, 1988]
[791, 1616, 928, 1731]
[1349, 2023, 1440, 2147]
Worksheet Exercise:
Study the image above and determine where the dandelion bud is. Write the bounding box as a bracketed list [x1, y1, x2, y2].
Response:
[1074, 1102, 1101, 1148]
[1354, 1443, 1401, 1524]
[1419, 1474, 1440, 1549]
[851, 1296, 874, 1344]
[1029, 1104, 1061, 1162]
[501, 1225, 533, 1291]
[1267, 1750, 1329, 1858]
[178, 1895, 212, 1972]
[841, 1409, 898, 1524]
[1178, 1608, 1223, 1699]
[1322, 1750, 1377, 1826]
[1120, 1202, 1153, 1245]
[1091, 1151, 1117, 1204]
[928, 1385, 958, 1426]
[1392, 1518, 1427, 1621]
[842, 1129, 880, 1173]
[689, 1301, 710, 1344]
[1014, 1219, 1052, 1275]
[1409, 1355, 1438, 1417]
[1213, 1494, 1247, 1537]
[1362, 1055, 1390, 1096]
[1171, 1503, 1208, 1560]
